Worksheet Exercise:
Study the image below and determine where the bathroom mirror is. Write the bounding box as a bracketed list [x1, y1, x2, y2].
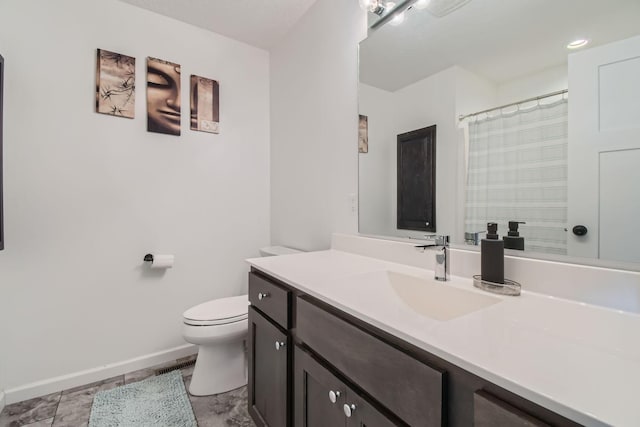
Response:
[358, 0, 640, 269]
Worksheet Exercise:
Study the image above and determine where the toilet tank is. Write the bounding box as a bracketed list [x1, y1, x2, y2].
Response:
[259, 246, 302, 257]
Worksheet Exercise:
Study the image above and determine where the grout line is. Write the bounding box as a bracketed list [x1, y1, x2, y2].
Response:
[49, 392, 63, 427]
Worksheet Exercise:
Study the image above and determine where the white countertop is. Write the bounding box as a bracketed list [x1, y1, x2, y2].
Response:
[247, 249, 640, 427]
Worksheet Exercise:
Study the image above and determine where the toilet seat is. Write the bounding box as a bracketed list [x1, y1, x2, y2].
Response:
[183, 295, 248, 327]
[184, 314, 247, 327]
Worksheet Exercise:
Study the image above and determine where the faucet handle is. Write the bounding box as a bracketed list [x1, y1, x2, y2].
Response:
[415, 235, 449, 252]
[464, 231, 486, 245]
[425, 234, 449, 246]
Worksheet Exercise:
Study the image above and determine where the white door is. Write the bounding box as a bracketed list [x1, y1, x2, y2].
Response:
[568, 35, 640, 262]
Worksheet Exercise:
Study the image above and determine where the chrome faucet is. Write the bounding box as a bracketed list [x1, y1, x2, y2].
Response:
[464, 231, 486, 246]
[414, 235, 449, 281]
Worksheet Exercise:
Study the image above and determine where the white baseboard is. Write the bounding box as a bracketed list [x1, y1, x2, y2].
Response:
[0, 389, 6, 414]
[5, 344, 197, 405]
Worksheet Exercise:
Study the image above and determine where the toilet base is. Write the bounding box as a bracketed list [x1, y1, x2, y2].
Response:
[188, 339, 247, 396]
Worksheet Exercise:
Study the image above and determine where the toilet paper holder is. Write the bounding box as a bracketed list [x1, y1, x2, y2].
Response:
[143, 253, 175, 269]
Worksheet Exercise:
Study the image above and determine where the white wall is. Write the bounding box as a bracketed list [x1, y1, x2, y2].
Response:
[0, 343, 4, 411]
[497, 65, 568, 105]
[270, 0, 367, 251]
[455, 67, 499, 120]
[359, 68, 460, 240]
[0, 0, 270, 394]
[358, 84, 395, 237]
[359, 66, 498, 242]
[391, 67, 459, 239]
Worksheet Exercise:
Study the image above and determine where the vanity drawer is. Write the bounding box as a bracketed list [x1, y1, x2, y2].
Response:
[249, 272, 290, 329]
[296, 296, 444, 427]
[474, 390, 550, 427]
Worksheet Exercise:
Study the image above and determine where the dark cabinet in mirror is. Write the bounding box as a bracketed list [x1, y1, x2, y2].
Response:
[397, 125, 436, 232]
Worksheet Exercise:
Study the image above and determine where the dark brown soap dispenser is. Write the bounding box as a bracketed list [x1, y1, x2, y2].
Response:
[504, 221, 525, 250]
[481, 222, 504, 284]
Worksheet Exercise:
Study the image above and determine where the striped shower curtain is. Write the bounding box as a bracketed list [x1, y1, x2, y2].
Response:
[464, 99, 568, 255]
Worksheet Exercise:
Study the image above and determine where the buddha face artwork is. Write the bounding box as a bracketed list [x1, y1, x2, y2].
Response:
[147, 57, 181, 136]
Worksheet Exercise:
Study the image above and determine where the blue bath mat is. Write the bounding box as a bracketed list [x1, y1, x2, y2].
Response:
[88, 370, 196, 427]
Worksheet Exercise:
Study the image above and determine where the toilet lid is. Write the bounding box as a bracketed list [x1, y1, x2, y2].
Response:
[183, 295, 248, 325]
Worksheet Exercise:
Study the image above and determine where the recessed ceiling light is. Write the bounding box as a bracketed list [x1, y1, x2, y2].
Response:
[567, 39, 589, 49]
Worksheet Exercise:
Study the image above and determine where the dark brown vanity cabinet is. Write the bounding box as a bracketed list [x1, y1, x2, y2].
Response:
[248, 272, 292, 427]
[247, 269, 581, 427]
[295, 296, 444, 426]
[294, 346, 397, 427]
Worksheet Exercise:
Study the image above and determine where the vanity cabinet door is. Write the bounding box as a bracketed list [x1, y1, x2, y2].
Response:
[294, 346, 347, 427]
[295, 346, 398, 427]
[474, 390, 550, 427]
[344, 388, 398, 427]
[296, 296, 444, 426]
[249, 307, 288, 427]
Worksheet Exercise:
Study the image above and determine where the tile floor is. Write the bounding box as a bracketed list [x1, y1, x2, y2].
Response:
[0, 355, 255, 427]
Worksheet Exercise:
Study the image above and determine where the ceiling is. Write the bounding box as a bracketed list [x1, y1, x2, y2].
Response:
[118, 0, 318, 49]
[360, 0, 640, 91]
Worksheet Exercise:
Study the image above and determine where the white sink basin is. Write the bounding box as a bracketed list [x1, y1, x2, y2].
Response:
[386, 271, 502, 321]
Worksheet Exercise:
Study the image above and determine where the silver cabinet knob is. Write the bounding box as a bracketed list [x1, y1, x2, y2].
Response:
[275, 341, 286, 350]
[328, 390, 341, 403]
[343, 403, 356, 418]
[258, 292, 270, 300]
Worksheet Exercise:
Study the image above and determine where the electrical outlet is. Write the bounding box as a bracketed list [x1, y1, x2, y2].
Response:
[348, 193, 357, 213]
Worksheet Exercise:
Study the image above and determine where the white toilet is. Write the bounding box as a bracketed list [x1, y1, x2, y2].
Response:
[182, 295, 248, 396]
[182, 245, 301, 396]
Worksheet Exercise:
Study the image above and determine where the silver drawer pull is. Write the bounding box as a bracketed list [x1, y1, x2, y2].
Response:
[343, 403, 356, 418]
[258, 292, 270, 300]
[328, 390, 341, 403]
[275, 341, 286, 351]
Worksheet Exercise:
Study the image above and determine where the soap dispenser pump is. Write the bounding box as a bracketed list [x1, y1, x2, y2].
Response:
[481, 222, 504, 284]
[503, 221, 526, 251]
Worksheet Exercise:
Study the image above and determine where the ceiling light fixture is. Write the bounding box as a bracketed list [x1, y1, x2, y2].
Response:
[367, 0, 473, 30]
[386, 2, 406, 25]
[567, 39, 589, 49]
[359, 0, 386, 15]
[365, 0, 414, 29]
